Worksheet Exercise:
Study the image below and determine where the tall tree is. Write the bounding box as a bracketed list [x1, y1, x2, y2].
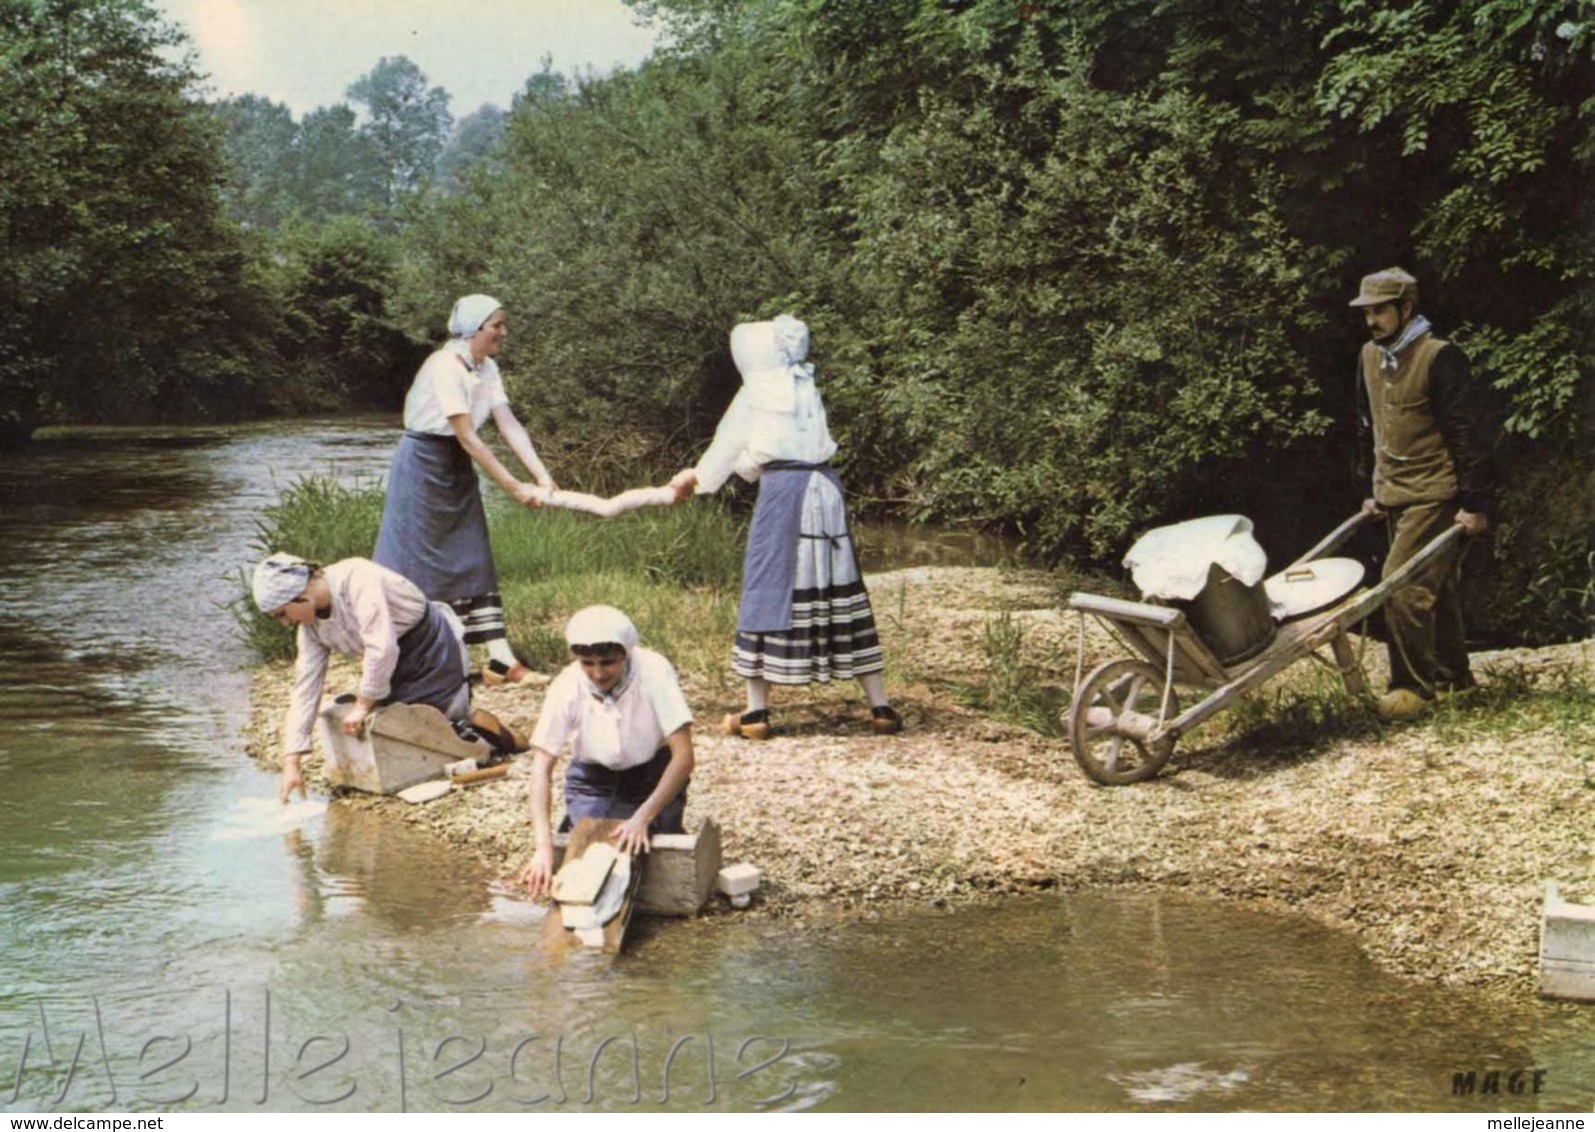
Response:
[347, 55, 453, 210]
[213, 93, 297, 230]
[292, 103, 387, 221]
[0, 0, 274, 442]
[436, 104, 507, 191]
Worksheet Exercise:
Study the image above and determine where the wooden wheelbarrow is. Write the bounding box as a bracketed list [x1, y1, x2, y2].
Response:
[1063, 511, 1464, 785]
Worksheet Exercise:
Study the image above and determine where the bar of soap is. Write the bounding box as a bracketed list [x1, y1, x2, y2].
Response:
[396, 780, 452, 804]
[716, 862, 762, 897]
[552, 843, 618, 905]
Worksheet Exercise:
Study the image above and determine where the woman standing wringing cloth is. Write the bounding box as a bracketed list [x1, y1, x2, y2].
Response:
[374, 294, 555, 686]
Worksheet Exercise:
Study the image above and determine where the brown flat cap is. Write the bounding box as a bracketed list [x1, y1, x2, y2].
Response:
[1349, 267, 1418, 307]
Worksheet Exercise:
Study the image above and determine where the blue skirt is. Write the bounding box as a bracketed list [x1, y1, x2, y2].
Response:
[386, 601, 471, 718]
[374, 431, 498, 603]
[560, 747, 687, 833]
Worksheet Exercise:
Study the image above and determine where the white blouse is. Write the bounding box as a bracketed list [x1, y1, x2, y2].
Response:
[401, 340, 508, 434]
[692, 370, 838, 494]
[282, 558, 439, 756]
[530, 647, 693, 771]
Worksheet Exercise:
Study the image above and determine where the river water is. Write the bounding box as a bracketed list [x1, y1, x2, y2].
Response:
[1, 419, 1591, 1113]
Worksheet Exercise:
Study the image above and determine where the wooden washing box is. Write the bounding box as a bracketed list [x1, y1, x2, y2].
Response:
[550, 817, 724, 917]
[317, 698, 489, 795]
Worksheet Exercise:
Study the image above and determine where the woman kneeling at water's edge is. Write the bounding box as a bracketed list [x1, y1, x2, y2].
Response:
[254, 553, 474, 803]
[518, 605, 695, 898]
[671, 314, 901, 738]
[374, 294, 555, 687]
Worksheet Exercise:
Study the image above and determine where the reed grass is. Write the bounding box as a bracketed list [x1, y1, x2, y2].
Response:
[1429, 655, 1595, 741]
[1213, 670, 1378, 757]
[974, 611, 1067, 735]
[1192, 649, 1595, 762]
[233, 472, 747, 671]
[227, 473, 389, 661]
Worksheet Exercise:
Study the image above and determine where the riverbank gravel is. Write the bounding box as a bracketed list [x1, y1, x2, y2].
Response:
[242, 566, 1595, 999]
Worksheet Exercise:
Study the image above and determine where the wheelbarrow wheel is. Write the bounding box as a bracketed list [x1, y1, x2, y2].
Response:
[1067, 658, 1178, 786]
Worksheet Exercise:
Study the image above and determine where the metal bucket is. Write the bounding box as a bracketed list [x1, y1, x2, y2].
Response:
[1175, 562, 1276, 665]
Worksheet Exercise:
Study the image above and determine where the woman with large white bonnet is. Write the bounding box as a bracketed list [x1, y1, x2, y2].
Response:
[373, 293, 557, 688]
[670, 314, 902, 738]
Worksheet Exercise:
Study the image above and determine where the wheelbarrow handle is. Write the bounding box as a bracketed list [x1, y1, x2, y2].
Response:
[1288, 509, 1381, 569]
[1332, 522, 1467, 626]
[1378, 522, 1467, 594]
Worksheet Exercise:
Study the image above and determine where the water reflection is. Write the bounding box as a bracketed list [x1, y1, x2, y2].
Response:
[307, 806, 496, 932]
[856, 518, 1017, 572]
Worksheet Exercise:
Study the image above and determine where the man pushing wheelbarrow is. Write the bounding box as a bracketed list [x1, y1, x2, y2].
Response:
[1349, 267, 1497, 721]
[1062, 267, 1498, 785]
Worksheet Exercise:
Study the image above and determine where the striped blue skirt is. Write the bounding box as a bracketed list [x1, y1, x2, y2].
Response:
[732, 464, 885, 685]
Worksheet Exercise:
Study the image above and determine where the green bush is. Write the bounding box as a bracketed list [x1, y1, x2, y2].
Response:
[973, 611, 1064, 735]
[1520, 528, 1595, 646]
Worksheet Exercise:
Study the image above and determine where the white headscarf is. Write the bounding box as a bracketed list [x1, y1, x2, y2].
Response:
[565, 605, 639, 705]
[448, 294, 502, 339]
[252, 552, 312, 612]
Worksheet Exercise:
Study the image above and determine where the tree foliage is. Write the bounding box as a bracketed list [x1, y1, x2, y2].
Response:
[211, 94, 299, 231]
[7, 0, 1593, 640]
[380, 0, 1593, 638]
[0, 0, 277, 441]
[437, 104, 509, 191]
[397, 37, 839, 464]
[267, 217, 421, 410]
[212, 56, 452, 229]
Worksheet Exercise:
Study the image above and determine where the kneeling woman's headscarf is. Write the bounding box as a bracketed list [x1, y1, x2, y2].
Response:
[252, 552, 312, 612]
[448, 294, 502, 339]
[565, 604, 639, 703]
[566, 604, 638, 654]
[563, 605, 643, 769]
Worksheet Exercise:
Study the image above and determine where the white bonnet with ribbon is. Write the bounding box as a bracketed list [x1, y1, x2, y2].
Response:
[730, 314, 815, 415]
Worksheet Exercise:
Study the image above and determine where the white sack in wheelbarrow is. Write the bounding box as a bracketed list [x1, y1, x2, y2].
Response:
[1123, 514, 1268, 601]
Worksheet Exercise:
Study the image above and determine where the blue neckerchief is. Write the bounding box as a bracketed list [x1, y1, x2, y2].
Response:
[1379, 313, 1431, 372]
